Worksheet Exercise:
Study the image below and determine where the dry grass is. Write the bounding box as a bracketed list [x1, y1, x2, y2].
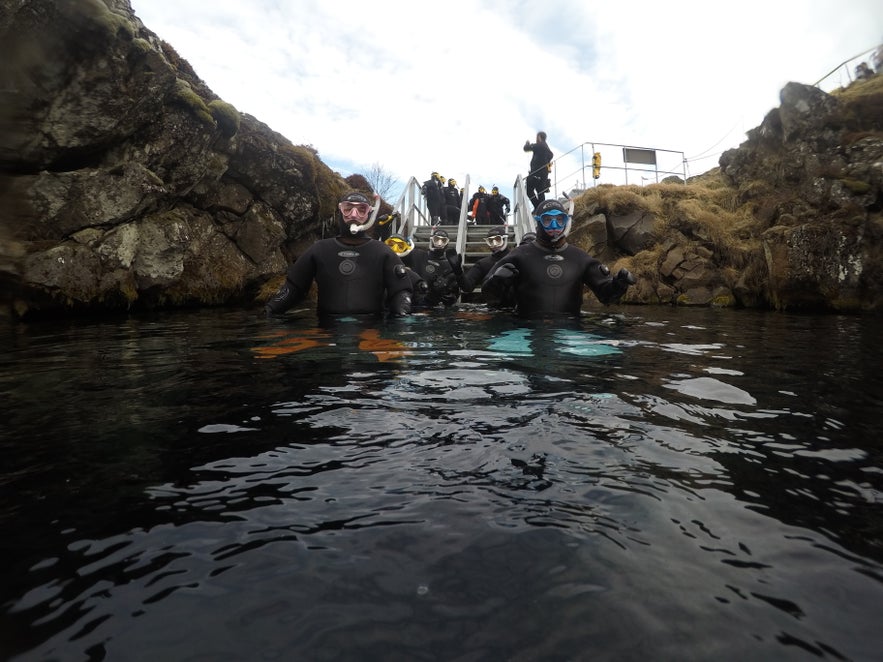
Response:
[573, 169, 768, 283]
[831, 74, 883, 136]
[830, 71, 883, 102]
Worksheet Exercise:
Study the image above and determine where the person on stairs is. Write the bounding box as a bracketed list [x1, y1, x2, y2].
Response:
[486, 186, 511, 226]
[444, 178, 463, 224]
[467, 185, 491, 225]
[422, 171, 446, 224]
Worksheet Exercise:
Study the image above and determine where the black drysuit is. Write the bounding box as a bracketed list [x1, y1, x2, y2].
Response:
[482, 241, 628, 317]
[266, 237, 412, 317]
[523, 140, 553, 207]
[404, 247, 463, 307]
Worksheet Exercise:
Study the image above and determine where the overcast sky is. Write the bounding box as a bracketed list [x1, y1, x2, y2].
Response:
[129, 0, 881, 199]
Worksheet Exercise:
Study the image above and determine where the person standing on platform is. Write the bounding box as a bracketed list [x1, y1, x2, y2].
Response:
[523, 131, 553, 207]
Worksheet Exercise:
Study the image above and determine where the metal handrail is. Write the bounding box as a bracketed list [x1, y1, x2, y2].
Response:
[510, 174, 533, 245]
[454, 174, 471, 258]
[388, 176, 427, 238]
[548, 141, 686, 194]
[388, 174, 473, 259]
[814, 45, 880, 90]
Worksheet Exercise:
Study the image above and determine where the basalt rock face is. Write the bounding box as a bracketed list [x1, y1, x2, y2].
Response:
[574, 77, 882, 312]
[1, 0, 346, 318]
[718, 80, 883, 312]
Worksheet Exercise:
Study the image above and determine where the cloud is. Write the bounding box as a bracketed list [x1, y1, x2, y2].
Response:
[129, 0, 883, 196]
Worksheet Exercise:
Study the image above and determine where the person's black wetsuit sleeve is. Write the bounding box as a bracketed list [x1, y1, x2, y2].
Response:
[459, 262, 485, 293]
[265, 252, 314, 315]
[385, 261, 413, 316]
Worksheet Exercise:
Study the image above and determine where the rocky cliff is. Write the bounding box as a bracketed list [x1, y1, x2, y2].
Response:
[1, 0, 881, 317]
[572, 76, 882, 313]
[1, 0, 350, 318]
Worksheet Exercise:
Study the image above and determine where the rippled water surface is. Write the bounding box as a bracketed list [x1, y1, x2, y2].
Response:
[1, 306, 881, 661]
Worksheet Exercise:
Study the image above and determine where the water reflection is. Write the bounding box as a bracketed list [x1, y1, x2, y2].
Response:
[1, 307, 881, 660]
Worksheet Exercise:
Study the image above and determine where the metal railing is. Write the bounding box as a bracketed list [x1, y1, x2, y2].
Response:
[391, 142, 680, 248]
[454, 175, 471, 258]
[388, 174, 473, 252]
[550, 141, 687, 195]
[814, 45, 881, 92]
[386, 170, 560, 251]
[387, 176, 428, 238]
[510, 175, 533, 244]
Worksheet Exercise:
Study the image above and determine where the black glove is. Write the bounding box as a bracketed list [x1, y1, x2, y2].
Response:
[416, 280, 429, 296]
[388, 290, 412, 317]
[614, 268, 636, 285]
[605, 267, 635, 304]
[265, 282, 300, 316]
[493, 263, 519, 282]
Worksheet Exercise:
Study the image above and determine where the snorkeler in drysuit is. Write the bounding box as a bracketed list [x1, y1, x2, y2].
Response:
[265, 191, 413, 318]
[460, 225, 511, 294]
[403, 228, 463, 307]
[384, 234, 431, 307]
[482, 199, 635, 317]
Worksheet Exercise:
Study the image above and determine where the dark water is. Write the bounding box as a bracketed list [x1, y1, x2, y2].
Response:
[1, 305, 881, 661]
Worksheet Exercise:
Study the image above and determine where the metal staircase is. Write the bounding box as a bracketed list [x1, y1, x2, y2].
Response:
[383, 173, 535, 300]
[386, 173, 534, 273]
[411, 223, 513, 272]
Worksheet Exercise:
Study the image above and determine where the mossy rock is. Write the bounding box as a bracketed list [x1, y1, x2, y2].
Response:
[74, 0, 135, 39]
[208, 100, 241, 138]
[839, 178, 871, 194]
[711, 293, 737, 307]
[129, 37, 153, 57]
[172, 79, 214, 127]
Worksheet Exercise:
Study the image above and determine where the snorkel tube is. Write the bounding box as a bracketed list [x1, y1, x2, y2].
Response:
[561, 193, 575, 239]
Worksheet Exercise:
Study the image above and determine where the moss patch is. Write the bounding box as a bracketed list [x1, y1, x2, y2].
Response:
[208, 100, 241, 138]
[75, 0, 135, 40]
[172, 78, 214, 126]
[840, 178, 871, 194]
